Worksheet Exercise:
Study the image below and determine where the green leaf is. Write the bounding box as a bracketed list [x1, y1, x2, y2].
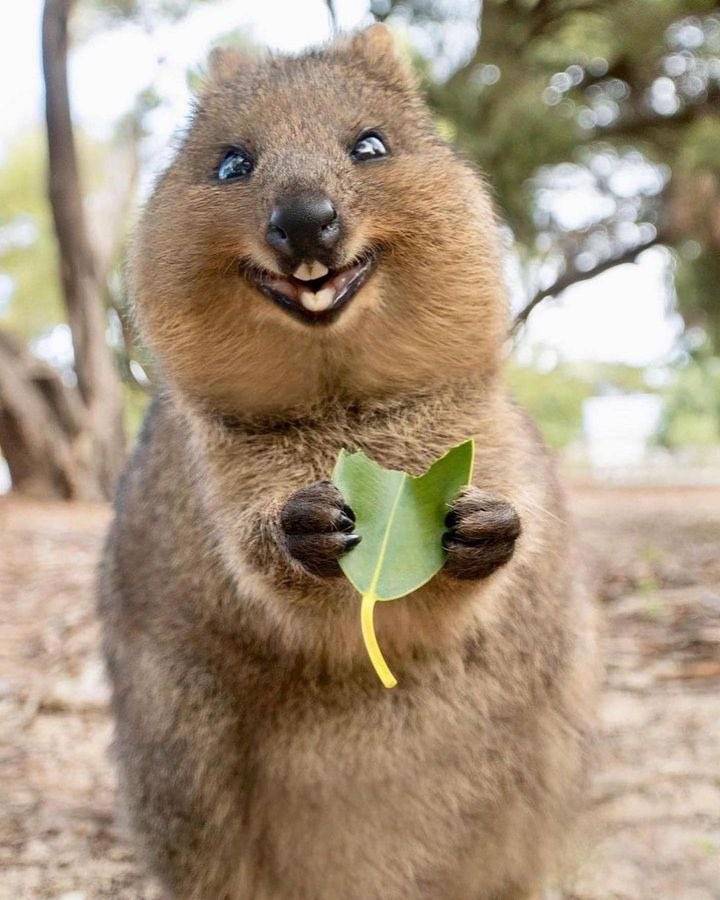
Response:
[332, 439, 475, 688]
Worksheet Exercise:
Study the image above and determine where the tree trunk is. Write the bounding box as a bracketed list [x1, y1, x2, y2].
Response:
[0, 330, 94, 500]
[40, 0, 125, 498]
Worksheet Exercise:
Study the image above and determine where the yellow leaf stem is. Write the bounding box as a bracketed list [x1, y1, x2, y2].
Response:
[360, 591, 397, 689]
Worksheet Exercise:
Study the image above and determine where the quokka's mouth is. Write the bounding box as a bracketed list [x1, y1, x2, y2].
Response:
[241, 252, 378, 326]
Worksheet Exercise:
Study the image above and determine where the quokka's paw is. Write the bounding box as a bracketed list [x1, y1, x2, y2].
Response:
[442, 488, 521, 581]
[280, 481, 360, 577]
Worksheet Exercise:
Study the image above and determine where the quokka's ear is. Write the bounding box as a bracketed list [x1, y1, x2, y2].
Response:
[205, 44, 256, 84]
[342, 24, 416, 87]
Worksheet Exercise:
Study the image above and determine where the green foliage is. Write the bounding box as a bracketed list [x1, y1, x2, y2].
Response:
[675, 249, 720, 349]
[0, 133, 63, 337]
[658, 354, 720, 447]
[510, 355, 720, 451]
[508, 360, 675, 448]
[3, 0, 718, 458]
[677, 118, 720, 175]
[400, 0, 720, 349]
[0, 0, 226, 443]
[333, 440, 474, 686]
[507, 363, 594, 448]
[0, 130, 114, 339]
[123, 383, 151, 437]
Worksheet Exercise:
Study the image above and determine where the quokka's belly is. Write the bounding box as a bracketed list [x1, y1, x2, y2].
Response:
[214, 684, 577, 900]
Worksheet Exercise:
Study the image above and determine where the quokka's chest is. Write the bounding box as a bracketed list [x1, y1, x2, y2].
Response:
[228, 416, 484, 491]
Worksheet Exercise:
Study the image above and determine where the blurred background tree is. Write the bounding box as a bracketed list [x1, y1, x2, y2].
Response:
[1, 0, 719, 498]
[372, 0, 720, 343]
[0, 0, 219, 500]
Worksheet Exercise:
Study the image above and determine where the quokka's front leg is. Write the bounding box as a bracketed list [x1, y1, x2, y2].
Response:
[442, 487, 521, 580]
[278, 480, 360, 577]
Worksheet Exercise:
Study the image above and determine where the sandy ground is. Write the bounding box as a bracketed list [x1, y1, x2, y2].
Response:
[1, 485, 719, 899]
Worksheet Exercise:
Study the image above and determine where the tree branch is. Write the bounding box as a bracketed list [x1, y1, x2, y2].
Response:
[107, 292, 152, 394]
[91, 120, 141, 285]
[0, 328, 92, 499]
[525, 0, 607, 41]
[593, 89, 720, 141]
[42, 0, 125, 496]
[511, 234, 664, 333]
[324, 0, 338, 33]
[43, 0, 103, 406]
[445, 0, 607, 93]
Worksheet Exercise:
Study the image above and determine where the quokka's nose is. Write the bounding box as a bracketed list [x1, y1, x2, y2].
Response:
[266, 194, 340, 263]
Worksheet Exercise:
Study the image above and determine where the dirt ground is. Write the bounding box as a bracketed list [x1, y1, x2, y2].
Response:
[1, 485, 719, 899]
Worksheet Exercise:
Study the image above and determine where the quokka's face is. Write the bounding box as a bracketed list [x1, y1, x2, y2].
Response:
[144, 26, 465, 332]
[133, 26, 505, 411]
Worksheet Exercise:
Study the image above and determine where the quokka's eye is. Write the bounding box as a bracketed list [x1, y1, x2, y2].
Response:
[350, 131, 389, 163]
[217, 147, 255, 182]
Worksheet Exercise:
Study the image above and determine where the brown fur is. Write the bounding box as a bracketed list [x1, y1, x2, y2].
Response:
[99, 25, 598, 899]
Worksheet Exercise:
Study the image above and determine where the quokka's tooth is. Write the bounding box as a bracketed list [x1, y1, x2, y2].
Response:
[294, 261, 329, 281]
[308, 261, 329, 280]
[300, 287, 336, 312]
[311, 287, 336, 311]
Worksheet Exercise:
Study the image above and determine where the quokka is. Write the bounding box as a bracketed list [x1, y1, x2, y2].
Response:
[99, 24, 598, 900]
